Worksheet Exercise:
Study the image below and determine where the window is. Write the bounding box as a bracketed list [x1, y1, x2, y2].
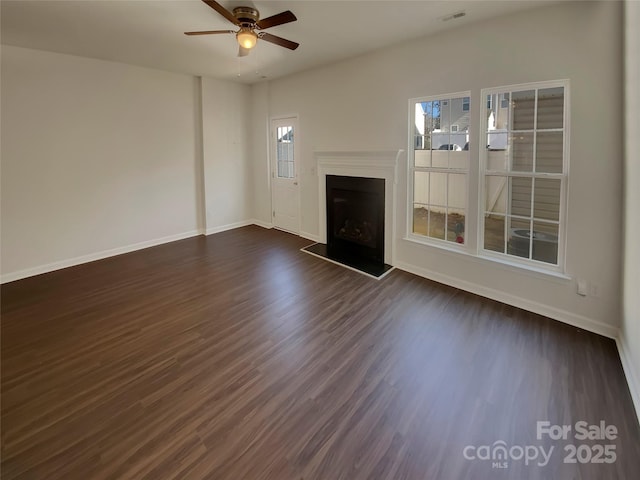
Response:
[408, 80, 568, 274]
[276, 125, 294, 178]
[410, 93, 470, 245]
[481, 80, 568, 268]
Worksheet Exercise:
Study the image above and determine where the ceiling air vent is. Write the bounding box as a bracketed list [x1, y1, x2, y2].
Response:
[441, 11, 466, 22]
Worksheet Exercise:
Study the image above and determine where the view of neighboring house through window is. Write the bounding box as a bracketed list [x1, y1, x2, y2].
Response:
[410, 93, 470, 244]
[481, 80, 567, 268]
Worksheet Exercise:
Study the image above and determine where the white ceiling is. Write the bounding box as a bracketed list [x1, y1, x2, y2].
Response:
[1, 0, 554, 84]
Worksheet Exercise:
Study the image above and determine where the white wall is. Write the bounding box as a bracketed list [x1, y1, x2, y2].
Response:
[255, 1, 624, 335]
[1, 46, 203, 279]
[250, 81, 272, 227]
[200, 76, 252, 233]
[1, 46, 256, 281]
[621, 0, 640, 417]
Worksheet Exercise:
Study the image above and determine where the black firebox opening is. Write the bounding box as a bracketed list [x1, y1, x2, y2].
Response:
[327, 175, 385, 266]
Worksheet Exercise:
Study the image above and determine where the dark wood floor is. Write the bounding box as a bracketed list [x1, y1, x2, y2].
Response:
[2, 226, 639, 479]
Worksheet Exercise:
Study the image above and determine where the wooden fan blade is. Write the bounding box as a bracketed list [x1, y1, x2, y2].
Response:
[238, 46, 250, 57]
[260, 32, 299, 50]
[185, 30, 235, 35]
[256, 10, 297, 30]
[202, 0, 238, 25]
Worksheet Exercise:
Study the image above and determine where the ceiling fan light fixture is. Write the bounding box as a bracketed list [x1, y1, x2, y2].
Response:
[185, 1, 299, 53]
[236, 27, 257, 49]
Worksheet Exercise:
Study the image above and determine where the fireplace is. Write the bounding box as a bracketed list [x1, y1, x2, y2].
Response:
[302, 149, 401, 278]
[326, 175, 385, 268]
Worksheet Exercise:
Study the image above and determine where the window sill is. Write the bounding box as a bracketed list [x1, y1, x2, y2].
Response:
[405, 233, 469, 255]
[403, 235, 572, 283]
[478, 251, 572, 281]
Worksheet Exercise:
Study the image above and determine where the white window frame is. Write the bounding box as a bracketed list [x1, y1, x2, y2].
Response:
[478, 79, 570, 273]
[407, 91, 471, 251]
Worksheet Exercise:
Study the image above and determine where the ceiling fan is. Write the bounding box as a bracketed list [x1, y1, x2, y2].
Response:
[185, 0, 299, 57]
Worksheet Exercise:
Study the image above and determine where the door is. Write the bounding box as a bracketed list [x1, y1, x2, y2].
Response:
[270, 117, 300, 233]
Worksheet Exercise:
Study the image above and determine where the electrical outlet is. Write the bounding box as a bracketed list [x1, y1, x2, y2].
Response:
[577, 279, 588, 296]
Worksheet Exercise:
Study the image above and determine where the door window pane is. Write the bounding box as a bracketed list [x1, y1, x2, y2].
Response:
[276, 126, 294, 178]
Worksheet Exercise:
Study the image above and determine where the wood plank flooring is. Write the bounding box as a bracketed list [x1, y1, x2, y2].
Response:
[2, 225, 639, 479]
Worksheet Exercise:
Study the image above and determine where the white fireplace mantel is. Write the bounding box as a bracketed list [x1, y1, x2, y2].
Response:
[314, 149, 404, 266]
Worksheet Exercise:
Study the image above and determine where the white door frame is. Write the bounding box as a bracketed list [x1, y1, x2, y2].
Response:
[269, 115, 301, 234]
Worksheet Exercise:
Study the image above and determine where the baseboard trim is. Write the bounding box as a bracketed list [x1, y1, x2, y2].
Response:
[394, 261, 619, 339]
[1, 230, 202, 284]
[616, 335, 640, 425]
[1, 221, 304, 283]
[252, 220, 273, 230]
[205, 220, 254, 235]
[299, 231, 321, 242]
[250, 221, 318, 242]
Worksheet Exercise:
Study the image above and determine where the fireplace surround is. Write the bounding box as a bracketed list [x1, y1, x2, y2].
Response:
[306, 150, 403, 278]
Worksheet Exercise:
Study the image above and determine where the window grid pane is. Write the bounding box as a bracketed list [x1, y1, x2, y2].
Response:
[507, 217, 532, 259]
[484, 213, 505, 253]
[509, 177, 533, 218]
[411, 94, 470, 245]
[511, 133, 534, 172]
[532, 221, 559, 264]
